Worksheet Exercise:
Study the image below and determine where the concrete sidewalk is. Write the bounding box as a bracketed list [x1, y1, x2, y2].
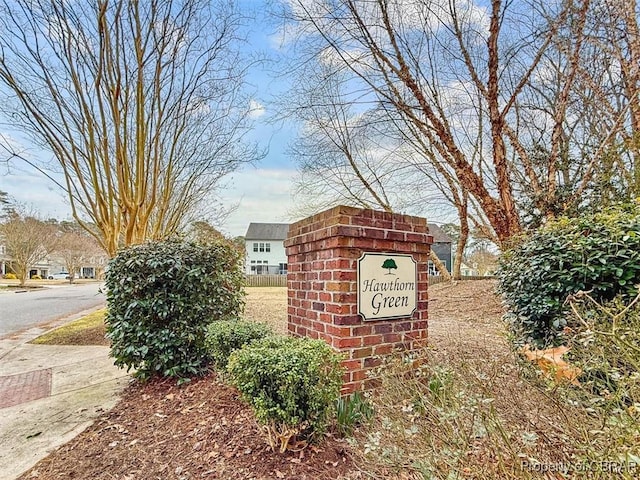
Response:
[0, 310, 130, 479]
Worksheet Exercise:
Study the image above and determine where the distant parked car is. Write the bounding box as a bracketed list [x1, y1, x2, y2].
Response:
[48, 272, 70, 280]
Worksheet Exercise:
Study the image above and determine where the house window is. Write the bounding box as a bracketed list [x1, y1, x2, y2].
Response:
[265, 243, 271, 252]
[279, 263, 287, 275]
[259, 242, 265, 252]
[428, 260, 448, 276]
[253, 243, 258, 252]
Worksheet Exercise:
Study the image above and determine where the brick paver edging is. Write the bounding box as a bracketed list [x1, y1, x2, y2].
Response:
[0, 368, 52, 409]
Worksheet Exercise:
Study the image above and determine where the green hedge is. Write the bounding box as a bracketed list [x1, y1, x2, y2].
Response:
[205, 320, 273, 370]
[498, 203, 640, 344]
[227, 336, 344, 451]
[105, 239, 245, 381]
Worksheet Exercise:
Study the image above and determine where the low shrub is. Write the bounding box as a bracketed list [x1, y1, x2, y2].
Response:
[30, 274, 42, 280]
[205, 320, 272, 370]
[564, 292, 640, 472]
[227, 336, 344, 452]
[105, 239, 245, 382]
[498, 202, 640, 345]
[566, 292, 640, 411]
[3, 273, 17, 279]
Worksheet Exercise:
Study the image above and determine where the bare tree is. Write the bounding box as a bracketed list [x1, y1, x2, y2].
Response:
[0, 0, 260, 256]
[467, 247, 499, 276]
[279, 10, 494, 279]
[279, 0, 606, 246]
[504, 0, 640, 224]
[567, 0, 640, 206]
[57, 229, 102, 283]
[284, 66, 452, 278]
[189, 220, 227, 244]
[287, 78, 412, 213]
[0, 210, 59, 286]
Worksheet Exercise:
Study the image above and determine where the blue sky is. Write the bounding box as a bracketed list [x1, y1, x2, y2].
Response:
[221, 0, 301, 236]
[0, 0, 299, 238]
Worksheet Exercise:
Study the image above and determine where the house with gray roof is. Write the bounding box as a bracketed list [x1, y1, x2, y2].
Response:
[244, 221, 452, 276]
[245, 223, 290, 275]
[427, 224, 453, 275]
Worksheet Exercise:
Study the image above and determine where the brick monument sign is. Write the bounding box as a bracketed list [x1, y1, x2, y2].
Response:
[284, 205, 433, 393]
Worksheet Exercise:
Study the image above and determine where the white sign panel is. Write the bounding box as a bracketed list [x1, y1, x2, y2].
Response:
[357, 252, 418, 321]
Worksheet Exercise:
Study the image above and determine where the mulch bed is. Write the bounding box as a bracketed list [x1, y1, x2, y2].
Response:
[19, 374, 357, 480]
[19, 280, 538, 479]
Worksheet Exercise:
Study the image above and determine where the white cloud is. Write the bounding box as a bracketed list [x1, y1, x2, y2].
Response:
[0, 131, 69, 217]
[220, 166, 297, 237]
[276, 0, 489, 47]
[248, 99, 266, 119]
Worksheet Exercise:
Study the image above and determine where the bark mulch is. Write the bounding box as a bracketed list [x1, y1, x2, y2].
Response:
[19, 374, 357, 480]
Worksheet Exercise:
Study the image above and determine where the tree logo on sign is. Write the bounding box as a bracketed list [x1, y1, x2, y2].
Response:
[382, 258, 398, 275]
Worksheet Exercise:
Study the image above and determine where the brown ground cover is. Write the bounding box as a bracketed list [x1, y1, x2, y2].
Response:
[19, 281, 592, 479]
[20, 375, 353, 480]
[60, 324, 109, 346]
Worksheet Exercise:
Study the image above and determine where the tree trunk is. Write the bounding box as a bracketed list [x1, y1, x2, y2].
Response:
[453, 217, 469, 281]
[15, 264, 27, 287]
[429, 250, 451, 282]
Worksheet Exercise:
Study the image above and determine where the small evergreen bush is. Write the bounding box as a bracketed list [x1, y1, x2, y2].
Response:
[205, 320, 272, 370]
[498, 203, 640, 344]
[105, 239, 245, 381]
[227, 336, 344, 452]
[4, 272, 17, 279]
[30, 274, 42, 280]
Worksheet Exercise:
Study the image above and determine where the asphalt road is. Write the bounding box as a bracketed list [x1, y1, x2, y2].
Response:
[0, 283, 106, 337]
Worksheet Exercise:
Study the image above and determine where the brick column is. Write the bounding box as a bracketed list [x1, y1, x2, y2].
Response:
[284, 205, 433, 394]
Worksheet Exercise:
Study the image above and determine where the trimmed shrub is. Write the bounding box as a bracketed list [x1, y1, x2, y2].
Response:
[498, 203, 640, 345]
[3, 273, 17, 279]
[30, 274, 42, 280]
[205, 320, 272, 370]
[227, 336, 344, 452]
[105, 239, 245, 381]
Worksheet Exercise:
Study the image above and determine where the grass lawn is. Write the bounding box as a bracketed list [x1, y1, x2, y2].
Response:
[30, 309, 109, 346]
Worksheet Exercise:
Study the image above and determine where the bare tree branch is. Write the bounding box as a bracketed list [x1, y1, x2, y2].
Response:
[0, 0, 261, 255]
